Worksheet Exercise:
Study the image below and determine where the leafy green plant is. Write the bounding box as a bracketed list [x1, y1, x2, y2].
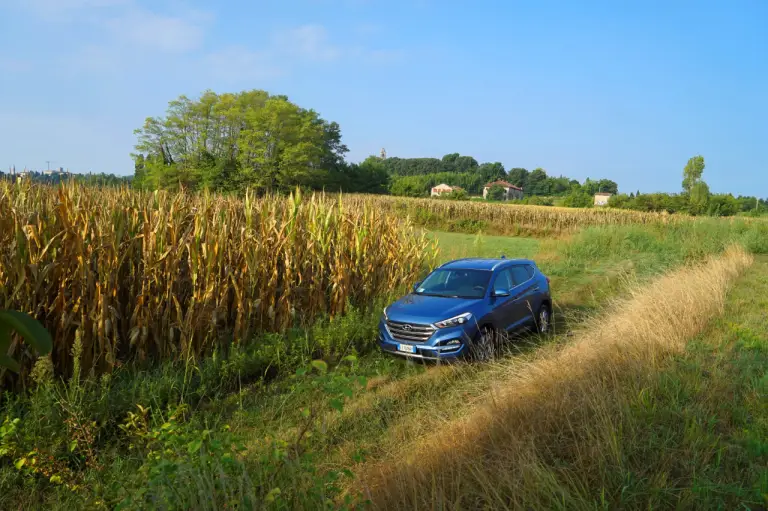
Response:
[111, 357, 369, 510]
[0, 310, 52, 373]
[486, 184, 505, 201]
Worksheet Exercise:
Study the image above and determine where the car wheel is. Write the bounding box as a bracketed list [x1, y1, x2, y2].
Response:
[536, 303, 552, 335]
[471, 327, 497, 362]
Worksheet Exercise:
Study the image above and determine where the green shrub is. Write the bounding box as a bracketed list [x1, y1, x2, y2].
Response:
[486, 185, 505, 201]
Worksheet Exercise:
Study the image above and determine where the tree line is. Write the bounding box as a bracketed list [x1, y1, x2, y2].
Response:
[0, 170, 132, 187]
[128, 89, 620, 201]
[6, 89, 763, 217]
[131, 90, 377, 193]
[608, 155, 766, 216]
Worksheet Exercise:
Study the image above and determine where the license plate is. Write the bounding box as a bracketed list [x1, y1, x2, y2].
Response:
[398, 344, 417, 354]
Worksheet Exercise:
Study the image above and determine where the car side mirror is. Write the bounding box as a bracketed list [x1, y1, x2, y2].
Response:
[492, 289, 510, 297]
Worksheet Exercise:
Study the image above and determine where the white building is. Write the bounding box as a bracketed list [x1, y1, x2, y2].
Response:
[594, 192, 613, 206]
[431, 183, 463, 197]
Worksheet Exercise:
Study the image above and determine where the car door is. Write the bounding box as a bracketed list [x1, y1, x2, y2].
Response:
[508, 264, 541, 328]
[489, 268, 517, 330]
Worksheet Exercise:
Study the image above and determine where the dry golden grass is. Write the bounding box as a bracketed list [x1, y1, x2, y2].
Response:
[356, 245, 753, 510]
[352, 194, 691, 235]
[0, 182, 435, 379]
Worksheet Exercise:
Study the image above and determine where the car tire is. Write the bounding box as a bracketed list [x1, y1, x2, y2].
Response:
[470, 327, 497, 362]
[536, 303, 552, 335]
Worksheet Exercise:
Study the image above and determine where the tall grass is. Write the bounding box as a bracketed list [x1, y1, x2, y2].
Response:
[359, 246, 754, 510]
[0, 182, 435, 381]
[353, 194, 689, 235]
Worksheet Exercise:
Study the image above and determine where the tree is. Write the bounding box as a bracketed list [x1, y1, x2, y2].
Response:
[453, 156, 479, 173]
[132, 154, 146, 189]
[477, 162, 506, 182]
[526, 168, 549, 195]
[487, 184, 505, 201]
[547, 176, 572, 196]
[441, 153, 460, 165]
[597, 179, 618, 194]
[682, 155, 705, 192]
[346, 157, 389, 194]
[132, 90, 348, 193]
[561, 183, 593, 208]
[689, 181, 710, 215]
[507, 168, 529, 188]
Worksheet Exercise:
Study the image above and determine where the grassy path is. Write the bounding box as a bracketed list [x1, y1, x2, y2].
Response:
[228, 229, 738, 483]
[353, 251, 766, 510]
[602, 255, 768, 508]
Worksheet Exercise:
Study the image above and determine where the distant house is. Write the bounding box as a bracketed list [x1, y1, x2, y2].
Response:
[482, 180, 524, 200]
[594, 192, 613, 206]
[431, 183, 463, 197]
[43, 167, 70, 177]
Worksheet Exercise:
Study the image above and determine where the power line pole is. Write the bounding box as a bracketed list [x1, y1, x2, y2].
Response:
[46, 160, 51, 172]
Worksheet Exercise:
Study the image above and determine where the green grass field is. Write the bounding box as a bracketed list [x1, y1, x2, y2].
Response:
[426, 230, 540, 263]
[1, 224, 766, 510]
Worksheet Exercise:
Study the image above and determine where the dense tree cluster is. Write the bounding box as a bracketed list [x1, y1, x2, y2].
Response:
[131, 90, 355, 193]
[386, 160, 618, 199]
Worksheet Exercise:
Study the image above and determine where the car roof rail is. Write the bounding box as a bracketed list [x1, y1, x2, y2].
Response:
[438, 257, 475, 268]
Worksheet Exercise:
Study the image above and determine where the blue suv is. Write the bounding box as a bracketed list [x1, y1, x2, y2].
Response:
[378, 257, 552, 361]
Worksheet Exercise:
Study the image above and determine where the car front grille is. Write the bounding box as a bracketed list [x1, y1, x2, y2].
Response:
[385, 320, 435, 343]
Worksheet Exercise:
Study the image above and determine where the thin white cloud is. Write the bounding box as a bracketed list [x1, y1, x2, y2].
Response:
[26, 0, 128, 7]
[274, 24, 342, 62]
[105, 7, 206, 52]
[196, 23, 405, 83]
[6, 0, 129, 21]
[6, 0, 403, 80]
[60, 45, 125, 75]
[5, 0, 209, 53]
[201, 46, 285, 82]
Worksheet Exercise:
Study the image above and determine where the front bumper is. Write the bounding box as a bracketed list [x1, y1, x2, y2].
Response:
[377, 319, 476, 360]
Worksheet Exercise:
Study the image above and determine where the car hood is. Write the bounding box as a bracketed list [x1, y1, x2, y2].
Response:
[385, 294, 483, 325]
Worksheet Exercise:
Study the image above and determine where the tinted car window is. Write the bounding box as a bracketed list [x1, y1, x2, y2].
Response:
[510, 266, 531, 286]
[416, 269, 492, 298]
[492, 269, 513, 293]
[525, 264, 535, 279]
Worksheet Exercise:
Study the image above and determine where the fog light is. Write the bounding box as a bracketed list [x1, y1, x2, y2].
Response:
[446, 339, 461, 346]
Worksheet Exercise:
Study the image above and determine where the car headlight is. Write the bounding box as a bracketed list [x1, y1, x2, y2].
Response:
[434, 312, 472, 329]
[383, 307, 389, 320]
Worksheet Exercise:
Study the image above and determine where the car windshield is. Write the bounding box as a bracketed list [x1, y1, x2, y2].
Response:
[415, 269, 491, 299]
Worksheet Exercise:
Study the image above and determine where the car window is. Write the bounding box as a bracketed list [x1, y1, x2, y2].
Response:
[416, 269, 492, 298]
[525, 264, 535, 279]
[492, 269, 513, 293]
[510, 266, 532, 286]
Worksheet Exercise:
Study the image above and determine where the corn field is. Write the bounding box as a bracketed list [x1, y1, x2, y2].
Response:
[0, 183, 436, 380]
[354, 195, 687, 235]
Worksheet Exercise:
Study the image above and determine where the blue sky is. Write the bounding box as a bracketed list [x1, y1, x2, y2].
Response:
[1, 0, 766, 196]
